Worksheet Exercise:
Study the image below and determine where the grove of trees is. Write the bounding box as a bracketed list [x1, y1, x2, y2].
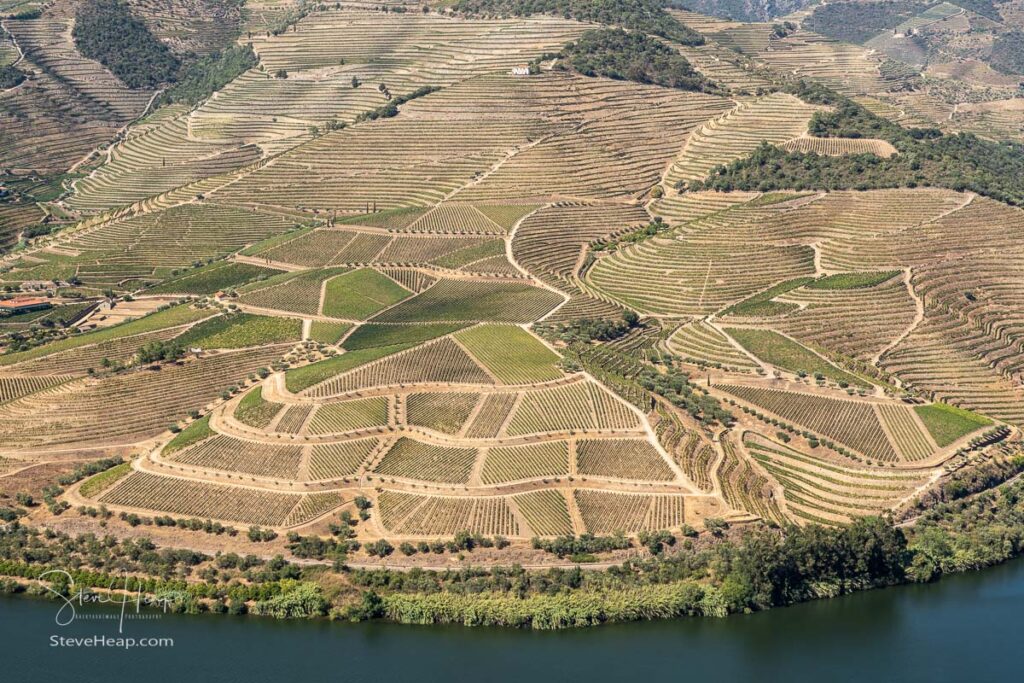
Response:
[73, 0, 179, 89]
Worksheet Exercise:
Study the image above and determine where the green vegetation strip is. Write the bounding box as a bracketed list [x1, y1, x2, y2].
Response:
[724, 277, 815, 317]
[147, 262, 283, 295]
[0, 304, 210, 366]
[724, 328, 868, 387]
[431, 240, 505, 269]
[235, 386, 281, 428]
[285, 344, 415, 393]
[174, 314, 302, 350]
[914, 403, 992, 447]
[236, 269, 305, 293]
[79, 462, 131, 498]
[806, 271, 900, 290]
[343, 323, 470, 351]
[375, 281, 561, 323]
[321, 269, 411, 320]
[455, 325, 561, 384]
[163, 415, 212, 456]
[242, 227, 314, 257]
[339, 207, 424, 229]
[309, 321, 352, 345]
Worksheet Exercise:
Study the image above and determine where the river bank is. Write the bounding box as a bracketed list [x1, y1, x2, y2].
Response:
[3, 455, 1024, 630]
[6, 554, 1024, 682]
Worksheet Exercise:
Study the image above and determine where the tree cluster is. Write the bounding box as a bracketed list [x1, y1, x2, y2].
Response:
[991, 29, 1024, 76]
[531, 532, 631, 557]
[136, 340, 185, 364]
[591, 216, 671, 250]
[691, 134, 1024, 207]
[636, 364, 734, 425]
[802, 1, 930, 45]
[396, 532, 511, 558]
[7, 7, 41, 19]
[951, 0, 1003, 21]
[909, 476, 1024, 581]
[0, 65, 26, 89]
[452, 0, 705, 45]
[55, 456, 124, 487]
[73, 0, 180, 89]
[897, 454, 1024, 522]
[687, 83, 1024, 206]
[560, 28, 717, 93]
[353, 85, 441, 123]
[784, 80, 940, 143]
[663, 0, 812, 23]
[539, 311, 638, 344]
[158, 45, 259, 106]
[349, 516, 909, 618]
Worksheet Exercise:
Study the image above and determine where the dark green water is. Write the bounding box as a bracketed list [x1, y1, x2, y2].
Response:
[5, 559, 1024, 682]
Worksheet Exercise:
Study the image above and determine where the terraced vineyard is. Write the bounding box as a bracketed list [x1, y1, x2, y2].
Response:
[779, 137, 897, 157]
[480, 442, 570, 485]
[664, 93, 819, 186]
[3, 2, 1021, 555]
[720, 385, 903, 462]
[170, 435, 304, 479]
[377, 491, 520, 537]
[587, 200, 817, 316]
[97, 471, 319, 527]
[505, 381, 642, 436]
[308, 397, 389, 434]
[374, 438, 479, 484]
[308, 439, 378, 480]
[576, 439, 675, 481]
[575, 490, 688, 534]
[513, 490, 575, 536]
[666, 321, 759, 371]
[406, 392, 478, 434]
[743, 433, 930, 525]
[0, 375, 73, 403]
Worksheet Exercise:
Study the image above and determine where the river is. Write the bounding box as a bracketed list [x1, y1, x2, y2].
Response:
[4, 559, 1024, 682]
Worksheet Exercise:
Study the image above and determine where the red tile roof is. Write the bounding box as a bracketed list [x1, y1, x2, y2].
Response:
[0, 297, 50, 309]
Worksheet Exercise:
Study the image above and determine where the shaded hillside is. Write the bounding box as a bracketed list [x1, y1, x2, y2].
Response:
[668, 0, 816, 22]
[453, 0, 706, 45]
